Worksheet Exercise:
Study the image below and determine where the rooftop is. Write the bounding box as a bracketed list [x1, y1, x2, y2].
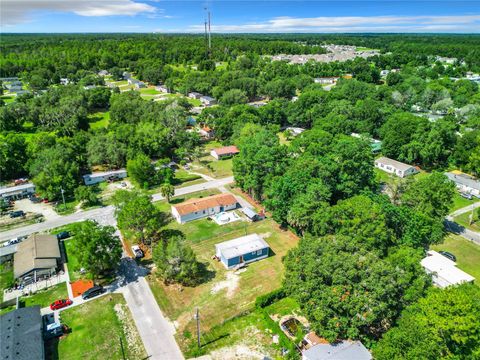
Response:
[215, 233, 269, 260]
[0, 183, 35, 196]
[0, 306, 44, 360]
[421, 250, 475, 288]
[173, 193, 237, 216]
[83, 169, 127, 179]
[375, 156, 415, 172]
[303, 340, 372, 360]
[14, 234, 61, 279]
[212, 145, 240, 156]
[445, 171, 480, 191]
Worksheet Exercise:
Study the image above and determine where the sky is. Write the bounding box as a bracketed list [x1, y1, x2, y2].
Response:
[1, 1, 480, 33]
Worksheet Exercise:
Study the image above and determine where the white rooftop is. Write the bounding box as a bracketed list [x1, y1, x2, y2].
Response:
[0, 183, 35, 196]
[421, 250, 475, 288]
[375, 156, 415, 172]
[215, 234, 269, 260]
[83, 169, 126, 179]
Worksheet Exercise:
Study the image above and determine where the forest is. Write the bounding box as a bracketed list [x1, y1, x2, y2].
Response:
[1, 33, 480, 358]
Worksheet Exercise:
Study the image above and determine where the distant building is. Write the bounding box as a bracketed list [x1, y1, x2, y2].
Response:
[98, 70, 109, 76]
[285, 127, 305, 137]
[351, 133, 382, 153]
[198, 126, 214, 140]
[188, 92, 203, 99]
[82, 169, 127, 185]
[155, 85, 170, 93]
[445, 171, 480, 197]
[241, 207, 263, 222]
[374, 157, 418, 178]
[60, 78, 70, 85]
[0, 183, 35, 201]
[171, 193, 238, 224]
[83, 85, 96, 90]
[134, 81, 146, 89]
[200, 96, 217, 106]
[215, 234, 270, 269]
[0, 306, 45, 360]
[314, 77, 339, 85]
[421, 250, 475, 288]
[380, 69, 390, 77]
[436, 56, 457, 65]
[302, 339, 372, 360]
[14, 234, 61, 285]
[122, 72, 131, 80]
[210, 145, 240, 160]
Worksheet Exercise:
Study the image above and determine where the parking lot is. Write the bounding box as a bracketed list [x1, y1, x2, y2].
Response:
[13, 198, 60, 221]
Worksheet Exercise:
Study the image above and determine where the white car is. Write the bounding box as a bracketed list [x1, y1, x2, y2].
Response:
[131, 245, 144, 259]
[4, 238, 20, 247]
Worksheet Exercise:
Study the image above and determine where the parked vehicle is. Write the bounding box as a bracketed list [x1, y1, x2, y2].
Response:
[81, 285, 105, 300]
[14, 178, 28, 185]
[4, 238, 20, 247]
[56, 231, 71, 240]
[50, 299, 73, 310]
[131, 245, 144, 259]
[460, 192, 473, 200]
[9, 210, 25, 218]
[439, 251, 457, 262]
[29, 195, 41, 203]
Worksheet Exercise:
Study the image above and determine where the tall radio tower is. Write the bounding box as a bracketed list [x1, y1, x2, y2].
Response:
[204, 7, 211, 57]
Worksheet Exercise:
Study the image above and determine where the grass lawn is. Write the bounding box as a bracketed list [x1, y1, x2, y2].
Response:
[148, 170, 203, 195]
[64, 239, 82, 281]
[0, 261, 14, 298]
[450, 193, 480, 212]
[1, 95, 15, 104]
[139, 87, 161, 95]
[47, 294, 146, 360]
[22, 282, 68, 308]
[88, 111, 110, 129]
[193, 156, 233, 179]
[154, 188, 221, 213]
[431, 234, 480, 284]
[454, 210, 480, 232]
[183, 297, 300, 358]
[147, 218, 299, 353]
[187, 97, 202, 107]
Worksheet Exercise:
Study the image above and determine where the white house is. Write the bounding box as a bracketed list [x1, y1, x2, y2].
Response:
[380, 69, 390, 77]
[171, 193, 238, 224]
[210, 145, 239, 160]
[215, 234, 270, 269]
[155, 85, 170, 93]
[60, 78, 70, 85]
[82, 169, 127, 186]
[285, 127, 305, 137]
[421, 250, 475, 288]
[200, 96, 217, 106]
[445, 171, 480, 197]
[374, 157, 418, 178]
[314, 77, 339, 85]
[198, 126, 214, 140]
[134, 81, 146, 89]
[302, 337, 372, 360]
[0, 183, 36, 201]
[98, 70, 109, 76]
[188, 92, 202, 99]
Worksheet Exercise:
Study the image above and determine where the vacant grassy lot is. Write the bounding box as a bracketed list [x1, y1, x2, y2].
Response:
[23, 282, 68, 308]
[183, 297, 301, 358]
[64, 239, 82, 281]
[88, 111, 110, 129]
[451, 193, 480, 212]
[193, 157, 233, 179]
[431, 234, 480, 284]
[47, 294, 146, 360]
[139, 87, 161, 95]
[454, 210, 480, 232]
[148, 218, 299, 352]
[0, 261, 14, 298]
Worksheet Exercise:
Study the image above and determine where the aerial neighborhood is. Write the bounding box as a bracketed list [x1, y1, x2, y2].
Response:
[1, 8, 480, 360]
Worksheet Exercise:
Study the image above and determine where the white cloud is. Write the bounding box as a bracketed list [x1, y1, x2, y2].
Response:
[1, 0, 156, 26]
[186, 14, 480, 33]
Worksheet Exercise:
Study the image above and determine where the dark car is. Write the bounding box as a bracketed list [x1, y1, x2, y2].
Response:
[439, 251, 456, 262]
[9, 210, 25, 218]
[81, 285, 105, 300]
[56, 231, 71, 240]
[50, 299, 73, 310]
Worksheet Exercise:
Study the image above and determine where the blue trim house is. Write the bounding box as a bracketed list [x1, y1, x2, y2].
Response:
[215, 234, 270, 269]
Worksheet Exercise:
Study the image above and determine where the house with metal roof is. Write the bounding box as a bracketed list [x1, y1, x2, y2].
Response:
[374, 156, 418, 178]
[14, 234, 61, 285]
[200, 95, 217, 106]
[82, 169, 127, 185]
[421, 250, 475, 288]
[0, 183, 36, 201]
[215, 234, 270, 269]
[302, 339, 372, 360]
[171, 193, 238, 224]
[0, 306, 45, 360]
[445, 171, 480, 197]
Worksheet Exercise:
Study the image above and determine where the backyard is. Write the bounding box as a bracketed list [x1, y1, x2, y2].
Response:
[22, 282, 68, 308]
[191, 141, 234, 179]
[431, 234, 480, 284]
[147, 217, 299, 353]
[88, 111, 110, 129]
[46, 294, 146, 360]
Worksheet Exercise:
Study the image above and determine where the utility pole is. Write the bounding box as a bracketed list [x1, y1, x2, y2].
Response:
[60, 187, 66, 210]
[208, 10, 211, 52]
[195, 307, 201, 348]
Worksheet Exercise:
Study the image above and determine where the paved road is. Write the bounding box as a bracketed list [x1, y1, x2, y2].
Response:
[0, 176, 234, 242]
[445, 202, 480, 246]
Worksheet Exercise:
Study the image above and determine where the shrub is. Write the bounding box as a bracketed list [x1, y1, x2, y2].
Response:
[255, 288, 286, 309]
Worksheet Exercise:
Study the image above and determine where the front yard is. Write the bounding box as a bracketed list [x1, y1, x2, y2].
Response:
[454, 210, 480, 232]
[431, 234, 480, 284]
[147, 217, 299, 353]
[22, 282, 68, 308]
[46, 294, 146, 360]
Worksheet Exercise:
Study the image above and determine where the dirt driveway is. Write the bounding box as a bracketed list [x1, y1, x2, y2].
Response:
[14, 198, 60, 221]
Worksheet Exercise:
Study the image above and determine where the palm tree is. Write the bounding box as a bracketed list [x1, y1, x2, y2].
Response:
[160, 183, 175, 203]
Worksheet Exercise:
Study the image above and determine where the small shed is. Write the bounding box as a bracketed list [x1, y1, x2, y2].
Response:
[241, 207, 260, 222]
[215, 234, 269, 269]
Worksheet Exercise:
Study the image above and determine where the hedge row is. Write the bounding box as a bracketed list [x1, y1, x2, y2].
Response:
[255, 288, 286, 309]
